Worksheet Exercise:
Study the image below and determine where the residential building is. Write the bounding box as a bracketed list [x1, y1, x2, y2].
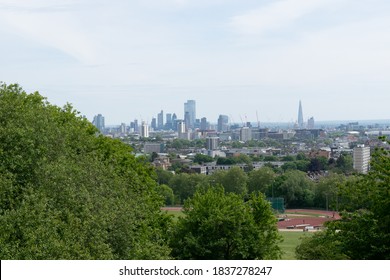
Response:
[240, 127, 252, 142]
[141, 121, 149, 138]
[353, 145, 371, 174]
[206, 137, 219, 151]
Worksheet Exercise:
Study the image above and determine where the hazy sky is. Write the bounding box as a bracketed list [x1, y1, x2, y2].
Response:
[1, 0, 389, 125]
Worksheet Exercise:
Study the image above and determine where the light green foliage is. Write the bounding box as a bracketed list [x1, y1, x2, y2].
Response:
[170, 187, 282, 260]
[156, 184, 175, 206]
[313, 173, 349, 210]
[209, 167, 248, 195]
[247, 167, 276, 194]
[0, 83, 171, 259]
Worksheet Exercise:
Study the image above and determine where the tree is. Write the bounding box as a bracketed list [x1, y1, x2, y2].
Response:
[247, 167, 276, 194]
[170, 187, 282, 259]
[168, 173, 206, 204]
[193, 154, 214, 164]
[0, 83, 171, 259]
[272, 170, 314, 208]
[296, 138, 390, 259]
[208, 167, 248, 195]
[308, 156, 328, 172]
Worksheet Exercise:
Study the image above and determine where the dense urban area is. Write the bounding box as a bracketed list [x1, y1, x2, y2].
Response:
[1, 84, 389, 260]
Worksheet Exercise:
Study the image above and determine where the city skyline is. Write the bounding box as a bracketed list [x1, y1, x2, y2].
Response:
[0, 0, 389, 124]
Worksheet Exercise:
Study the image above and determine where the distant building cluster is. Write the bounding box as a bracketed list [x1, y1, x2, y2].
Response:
[91, 100, 390, 175]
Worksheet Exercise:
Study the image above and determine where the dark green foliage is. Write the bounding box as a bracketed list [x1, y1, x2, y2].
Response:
[308, 156, 328, 172]
[193, 154, 214, 164]
[170, 187, 282, 260]
[169, 173, 207, 204]
[0, 83, 171, 259]
[272, 170, 314, 208]
[295, 230, 348, 260]
[208, 167, 248, 195]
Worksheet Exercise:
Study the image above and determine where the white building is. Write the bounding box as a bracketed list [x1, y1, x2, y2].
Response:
[141, 121, 149, 138]
[353, 145, 371, 174]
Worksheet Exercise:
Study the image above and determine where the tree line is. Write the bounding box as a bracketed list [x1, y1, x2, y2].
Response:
[155, 165, 354, 210]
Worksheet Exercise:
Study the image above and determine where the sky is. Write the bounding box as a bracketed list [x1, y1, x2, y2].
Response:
[0, 0, 389, 125]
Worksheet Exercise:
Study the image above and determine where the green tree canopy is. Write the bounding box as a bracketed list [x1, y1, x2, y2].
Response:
[170, 187, 282, 259]
[272, 170, 314, 208]
[0, 83, 171, 259]
[247, 167, 276, 194]
[208, 167, 248, 195]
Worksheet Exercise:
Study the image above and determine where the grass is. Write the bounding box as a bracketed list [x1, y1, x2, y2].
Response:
[164, 209, 185, 221]
[279, 231, 312, 260]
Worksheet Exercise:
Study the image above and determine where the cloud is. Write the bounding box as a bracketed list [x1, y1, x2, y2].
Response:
[229, 0, 334, 35]
[0, 0, 101, 65]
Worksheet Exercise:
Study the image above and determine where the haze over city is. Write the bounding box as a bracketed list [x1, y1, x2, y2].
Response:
[0, 0, 389, 124]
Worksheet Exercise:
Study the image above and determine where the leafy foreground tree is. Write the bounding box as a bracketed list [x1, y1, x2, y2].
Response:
[0, 83, 171, 259]
[170, 187, 282, 259]
[296, 138, 390, 260]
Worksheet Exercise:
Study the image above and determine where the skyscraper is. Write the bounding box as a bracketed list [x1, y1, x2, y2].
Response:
[92, 114, 105, 132]
[157, 110, 164, 130]
[298, 100, 304, 128]
[166, 113, 172, 130]
[307, 117, 315, 129]
[217, 115, 229, 132]
[184, 100, 196, 129]
[200, 117, 208, 131]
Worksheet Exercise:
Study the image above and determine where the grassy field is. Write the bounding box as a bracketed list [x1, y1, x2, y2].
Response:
[279, 231, 311, 260]
[164, 209, 185, 220]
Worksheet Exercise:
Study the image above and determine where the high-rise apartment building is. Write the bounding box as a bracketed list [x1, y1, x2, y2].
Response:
[177, 120, 186, 134]
[141, 121, 149, 138]
[353, 145, 371, 174]
[206, 137, 219, 150]
[184, 100, 196, 129]
[120, 123, 127, 134]
[217, 115, 229, 132]
[240, 127, 252, 142]
[92, 114, 105, 132]
[298, 100, 304, 128]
